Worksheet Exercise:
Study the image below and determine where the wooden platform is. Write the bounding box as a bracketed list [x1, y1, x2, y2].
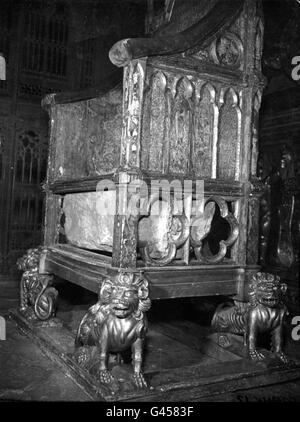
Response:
[9, 307, 300, 402]
[41, 245, 243, 300]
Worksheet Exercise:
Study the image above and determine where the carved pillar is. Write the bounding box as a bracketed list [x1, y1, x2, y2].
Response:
[245, 179, 264, 290]
[112, 59, 146, 269]
[276, 151, 295, 268]
[120, 59, 146, 171]
[264, 146, 296, 268]
[259, 145, 299, 313]
[112, 169, 143, 269]
[259, 181, 271, 267]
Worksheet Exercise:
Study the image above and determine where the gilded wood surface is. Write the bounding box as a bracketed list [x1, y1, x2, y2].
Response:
[141, 68, 244, 181]
[51, 88, 122, 181]
[41, 0, 266, 294]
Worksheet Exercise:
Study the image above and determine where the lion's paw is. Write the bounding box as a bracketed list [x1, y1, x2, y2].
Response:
[274, 351, 289, 364]
[133, 372, 148, 389]
[74, 347, 91, 366]
[98, 369, 115, 384]
[249, 349, 265, 361]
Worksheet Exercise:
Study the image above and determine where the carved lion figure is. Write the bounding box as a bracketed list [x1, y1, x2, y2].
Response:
[212, 272, 289, 363]
[17, 247, 57, 321]
[74, 272, 151, 388]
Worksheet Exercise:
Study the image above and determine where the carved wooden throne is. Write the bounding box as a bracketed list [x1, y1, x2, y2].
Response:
[18, 0, 266, 377]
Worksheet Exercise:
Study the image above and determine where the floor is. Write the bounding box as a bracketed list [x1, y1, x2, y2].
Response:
[1, 276, 300, 402]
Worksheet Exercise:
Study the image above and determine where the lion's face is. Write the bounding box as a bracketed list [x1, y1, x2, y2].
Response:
[110, 285, 139, 318]
[256, 286, 281, 308]
[100, 276, 144, 319]
[249, 272, 287, 308]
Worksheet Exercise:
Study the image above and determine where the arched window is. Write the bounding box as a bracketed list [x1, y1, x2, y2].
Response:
[22, 3, 69, 78]
[15, 130, 48, 184]
[11, 129, 48, 251]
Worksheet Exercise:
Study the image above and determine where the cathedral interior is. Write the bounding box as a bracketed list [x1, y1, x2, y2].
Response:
[0, 0, 300, 403]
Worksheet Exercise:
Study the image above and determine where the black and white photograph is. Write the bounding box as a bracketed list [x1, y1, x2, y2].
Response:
[0, 0, 300, 406]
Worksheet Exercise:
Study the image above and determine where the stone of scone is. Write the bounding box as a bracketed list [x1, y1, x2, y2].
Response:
[63, 192, 115, 249]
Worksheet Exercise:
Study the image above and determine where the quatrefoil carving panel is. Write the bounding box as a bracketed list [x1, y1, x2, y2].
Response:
[190, 196, 239, 263]
[138, 194, 189, 267]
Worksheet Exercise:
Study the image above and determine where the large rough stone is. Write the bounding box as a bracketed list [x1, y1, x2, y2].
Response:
[63, 192, 115, 249]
